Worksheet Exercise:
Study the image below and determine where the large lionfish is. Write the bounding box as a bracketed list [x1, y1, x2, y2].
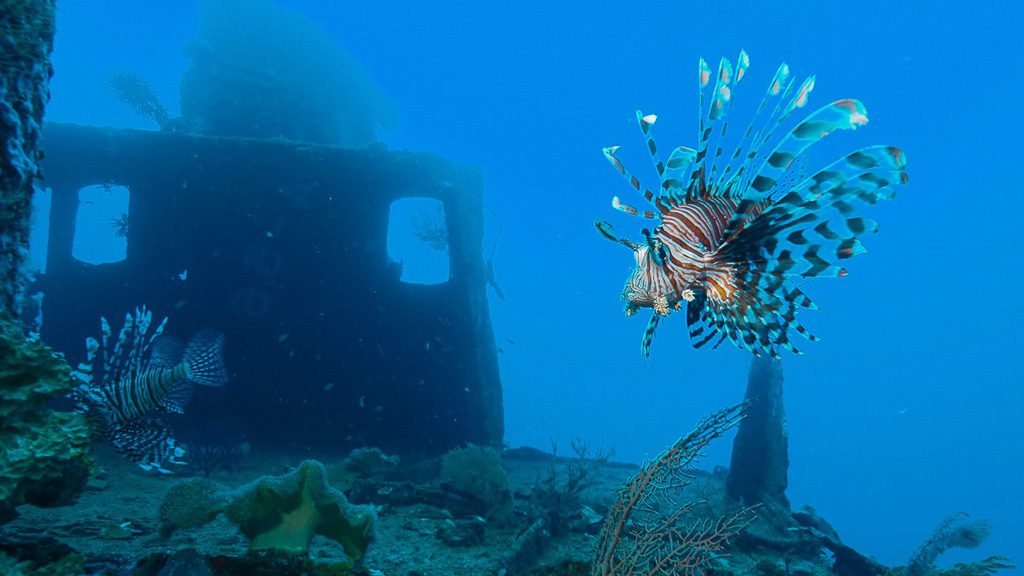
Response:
[597, 51, 907, 358]
[72, 306, 228, 473]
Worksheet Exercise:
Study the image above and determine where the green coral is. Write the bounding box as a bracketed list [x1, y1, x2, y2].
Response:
[441, 443, 512, 520]
[159, 477, 231, 536]
[160, 460, 376, 564]
[0, 313, 92, 523]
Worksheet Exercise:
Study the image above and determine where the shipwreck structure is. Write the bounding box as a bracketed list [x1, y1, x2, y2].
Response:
[36, 123, 504, 454]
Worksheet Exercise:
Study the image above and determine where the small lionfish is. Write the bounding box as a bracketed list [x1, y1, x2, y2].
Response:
[72, 306, 228, 473]
[597, 51, 907, 358]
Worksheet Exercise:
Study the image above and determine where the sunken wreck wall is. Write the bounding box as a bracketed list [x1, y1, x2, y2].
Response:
[38, 123, 504, 455]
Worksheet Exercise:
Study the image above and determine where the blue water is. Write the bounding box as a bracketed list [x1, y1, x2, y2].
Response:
[46, 0, 1023, 568]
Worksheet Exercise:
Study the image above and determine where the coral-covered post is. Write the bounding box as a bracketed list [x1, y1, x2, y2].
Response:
[0, 0, 56, 313]
[0, 1, 92, 525]
[726, 357, 790, 512]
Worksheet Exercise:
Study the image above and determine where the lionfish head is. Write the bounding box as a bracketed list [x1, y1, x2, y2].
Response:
[621, 246, 661, 314]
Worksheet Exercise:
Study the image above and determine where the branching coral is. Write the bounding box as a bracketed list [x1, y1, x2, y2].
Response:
[411, 204, 449, 253]
[903, 512, 1013, 576]
[591, 403, 756, 576]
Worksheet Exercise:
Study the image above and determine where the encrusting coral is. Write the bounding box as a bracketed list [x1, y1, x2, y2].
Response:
[160, 460, 376, 564]
[0, 313, 92, 524]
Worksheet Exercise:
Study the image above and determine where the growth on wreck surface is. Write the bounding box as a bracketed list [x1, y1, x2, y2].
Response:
[160, 459, 376, 564]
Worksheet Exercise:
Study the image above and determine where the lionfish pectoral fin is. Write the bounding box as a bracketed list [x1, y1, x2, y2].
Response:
[641, 313, 660, 358]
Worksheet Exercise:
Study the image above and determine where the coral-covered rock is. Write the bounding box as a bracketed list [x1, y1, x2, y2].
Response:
[0, 314, 91, 524]
[440, 444, 512, 522]
[1, 1, 56, 312]
[160, 460, 376, 565]
[158, 477, 231, 537]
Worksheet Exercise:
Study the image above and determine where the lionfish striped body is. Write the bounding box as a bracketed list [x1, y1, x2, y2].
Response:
[72, 306, 228, 472]
[597, 51, 907, 358]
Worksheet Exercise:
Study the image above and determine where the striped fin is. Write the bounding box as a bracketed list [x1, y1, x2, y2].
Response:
[742, 162, 906, 253]
[688, 276, 817, 358]
[737, 73, 812, 189]
[707, 51, 751, 191]
[595, 220, 641, 250]
[612, 196, 659, 219]
[69, 384, 117, 440]
[728, 66, 799, 196]
[110, 419, 186, 473]
[636, 111, 665, 178]
[641, 313, 660, 358]
[73, 336, 100, 384]
[723, 146, 903, 245]
[603, 146, 665, 213]
[686, 58, 713, 202]
[715, 63, 791, 197]
[661, 146, 697, 205]
[689, 57, 735, 200]
[746, 99, 870, 199]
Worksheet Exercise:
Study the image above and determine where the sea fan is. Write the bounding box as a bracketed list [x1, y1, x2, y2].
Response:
[106, 70, 170, 129]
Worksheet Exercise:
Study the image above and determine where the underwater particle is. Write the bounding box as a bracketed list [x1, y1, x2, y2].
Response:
[597, 51, 907, 358]
[229, 287, 273, 319]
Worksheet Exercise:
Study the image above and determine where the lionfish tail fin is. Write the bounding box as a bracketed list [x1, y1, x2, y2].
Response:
[183, 330, 228, 387]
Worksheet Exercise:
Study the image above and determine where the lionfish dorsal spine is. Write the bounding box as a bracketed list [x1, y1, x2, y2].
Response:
[715, 61, 790, 197]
